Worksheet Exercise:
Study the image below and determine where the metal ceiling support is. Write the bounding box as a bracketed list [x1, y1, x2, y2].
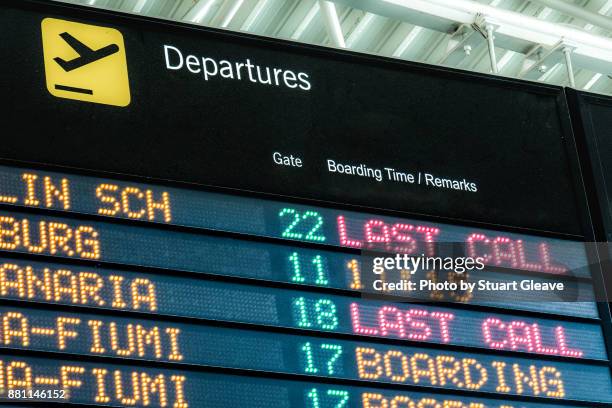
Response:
[292, 3, 320, 40]
[496, 50, 516, 73]
[438, 24, 479, 66]
[241, 0, 270, 31]
[519, 42, 564, 80]
[346, 12, 375, 48]
[392, 26, 423, 57]
[563, 46, 576, 87]
[339, 0, 612, 74]
[584, 72, 603, 90]
[221, 0, 244, 28]
[184, 0, 216, 23]
[531, 0, 612, 32]
[485, 23, 498, 73]
[472, 15, 499, 73]
[319, 1, 346, 48]
[132, 0, 148, 13]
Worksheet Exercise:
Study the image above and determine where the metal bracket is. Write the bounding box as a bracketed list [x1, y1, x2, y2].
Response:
[472, 14, 500, 73]
[519, 40, 577, 83]
[439, 24, 481, 65]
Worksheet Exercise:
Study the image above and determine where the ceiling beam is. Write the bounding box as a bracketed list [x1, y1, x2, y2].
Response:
[184, 0, 216, 23]
[530, 0, 612, 32]
[241, 0, 270, 31]
[336, 0, 612, 73]
[345, 12, 375, 48]
[393, 26, 423, 57]
[221, 0, 244, 28]
[319, 1, 346, 47]
[291, 2, 320, 40]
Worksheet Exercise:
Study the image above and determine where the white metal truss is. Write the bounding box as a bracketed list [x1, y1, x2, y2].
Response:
[342, 0, 612, 78]
[52, 0, 612, 95]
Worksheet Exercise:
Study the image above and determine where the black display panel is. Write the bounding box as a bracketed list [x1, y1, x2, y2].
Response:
[0, 167, 607, 408]
[568, 90, 612, 243]
[565, 90, 612, 303]
[0, 0, 584, 235]
[0, 1, 610, 407]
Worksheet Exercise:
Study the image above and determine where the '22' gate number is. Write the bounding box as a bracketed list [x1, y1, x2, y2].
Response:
[279, 208, 326, 242]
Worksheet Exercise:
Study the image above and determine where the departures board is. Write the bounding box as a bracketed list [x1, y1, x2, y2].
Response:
[0, 0, 611, 407]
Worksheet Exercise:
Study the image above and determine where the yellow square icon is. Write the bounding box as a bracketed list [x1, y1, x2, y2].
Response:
[41, 18, 130, 107]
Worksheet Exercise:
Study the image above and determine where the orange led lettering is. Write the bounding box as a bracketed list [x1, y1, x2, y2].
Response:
[43, 176, 70, 209]
[0, 216, 20, 250]
[166, 328, 184, 361]
[61, 365, 84, 398]
[21, 219, 47, 252]
[30, 326, 55, 336]
[92, 368, 111, 403]
[0, 193, 17, 203]
[97, 184, 172, 222]
[347, 259, 364, 290]
[390, 396, 415, 408]
[141, 373, 168, 406]
[410, 353, 437, 385]
[114, 370, 140, 405]
[170, 375, 188, 408]
[26, 266, 52, 300]
[513, 364, 540, 395]
[136, 325, 162, 358]
[356, 347, 383, 380]
[462, 358, 487, 390]
[7, 361, 32, 389]
[492, 361, 511, 393]
[109, 275, 127, 309]
[53, 269, 79, 302]
[0, 216, 100, 259]
[110, 323, 136, 356]
[362, 393, 387, 408]
[48, 222, 74, 256]
[122, 187, 146, 219]
[96, 184, 121, 216]
[2, 312, 30, 346]
[22, 173, 40, 206]
[132, 278, 157, 311]
[88, 320, 106, 353]
[146, 190, 172, 222]
[79, 272, 105, 306]
[57, 317, 80, 350]
[0, 263, 25, 297]
[383, 350, 410, 382]
[435, 355, 462, 387]
[539, 366, 565, 398]
[415, 398, 437, 408]
[75, 225, 101, 259]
